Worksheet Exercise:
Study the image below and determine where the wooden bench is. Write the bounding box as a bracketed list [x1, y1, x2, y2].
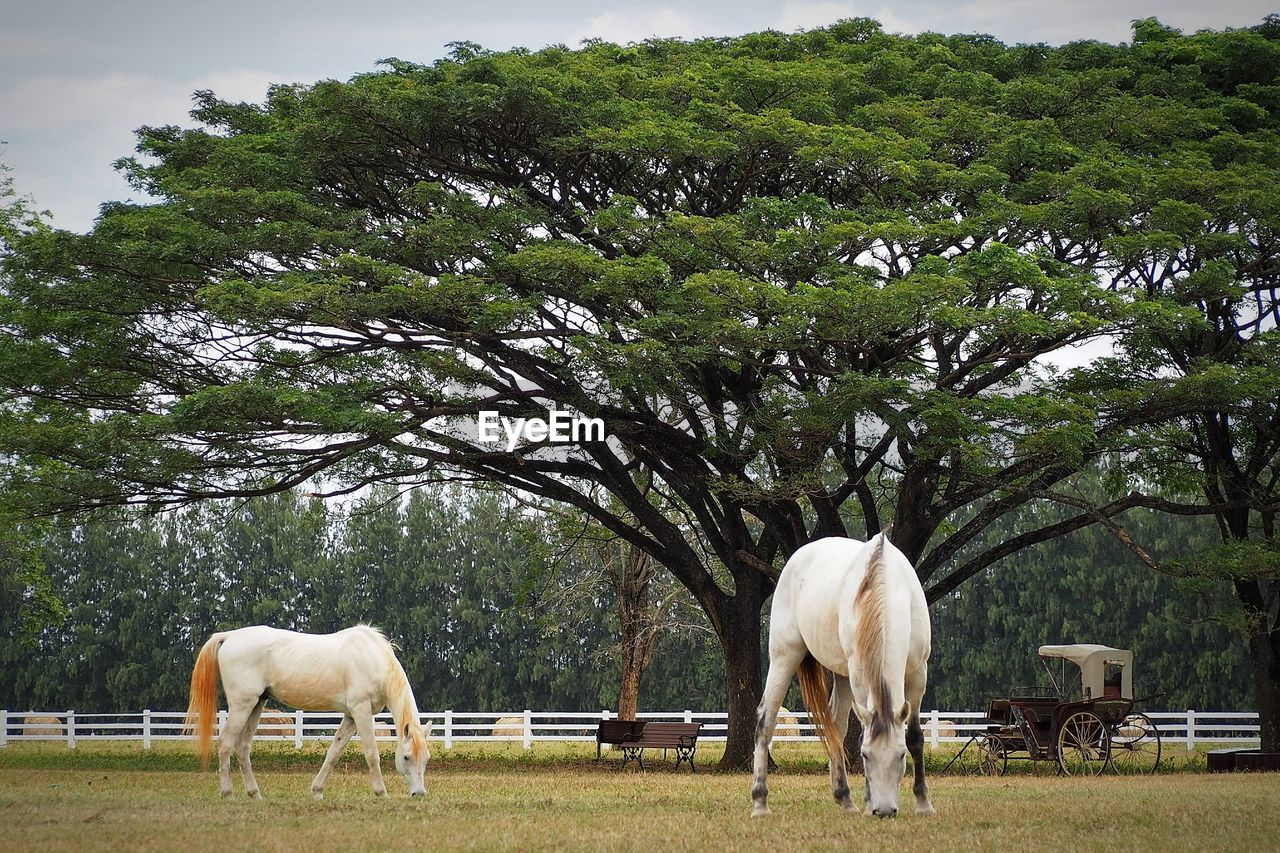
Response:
[597, 720, 703, 772]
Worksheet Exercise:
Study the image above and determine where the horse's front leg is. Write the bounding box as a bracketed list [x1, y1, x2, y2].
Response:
[351, 705, 388, 797]
[752, 651, 803, 817]
[906, 714, 935, 816]
[905, 662, 935, 816]
[311, 715, 357, 799]
[830, 678, 856, 813]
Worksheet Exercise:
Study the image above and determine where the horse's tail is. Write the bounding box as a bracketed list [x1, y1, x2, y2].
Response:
[798, 654, 846, 771]
[185, 632, 227, 769]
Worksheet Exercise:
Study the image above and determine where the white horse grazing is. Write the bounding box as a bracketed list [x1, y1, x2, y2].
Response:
[751, 532, 935, 819]
[185, 625, 430, 799]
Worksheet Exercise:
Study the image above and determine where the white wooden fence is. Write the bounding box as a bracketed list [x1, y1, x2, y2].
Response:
[0, 709, 1261, 751]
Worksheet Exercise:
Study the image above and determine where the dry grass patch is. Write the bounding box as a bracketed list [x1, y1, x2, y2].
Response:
[0, 763, 1278, 852]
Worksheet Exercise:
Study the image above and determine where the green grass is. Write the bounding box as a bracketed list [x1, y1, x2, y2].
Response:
[0, 744, 1276, 851]
[0, 739, 1221, 773]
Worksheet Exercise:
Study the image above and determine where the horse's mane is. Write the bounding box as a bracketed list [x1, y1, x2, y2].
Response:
[371, 626, 428, 760]
[853, 532, 895, 738]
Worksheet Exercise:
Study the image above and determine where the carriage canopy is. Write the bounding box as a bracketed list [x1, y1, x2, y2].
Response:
[1038, 644, 1133, 700]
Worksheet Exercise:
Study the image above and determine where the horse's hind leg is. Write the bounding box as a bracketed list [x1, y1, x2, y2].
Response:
[905, 663, 935, 816]
[751, 645, 804, 818]
[311, 714, 357, 799]
[351, 704, 388, 797]
[236, 697, 268, 799]
[829, 677, 856, 813]
[218, 698, 256, 798]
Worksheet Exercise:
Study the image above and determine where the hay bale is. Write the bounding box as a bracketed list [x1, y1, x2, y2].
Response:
[22, 714, 63, 737]
[774, 707, 801, 738]
[1117, 720, 1149, 739]
[491, 716, 526, 737]
[256, 709, 296, 738]
[933, 719, 957, 738]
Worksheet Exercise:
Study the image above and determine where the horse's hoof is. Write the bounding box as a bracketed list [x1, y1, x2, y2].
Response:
[220, 791, 233, 799]
[750, 805, 770, 818]
[839, 799, 857, 814]
[916, 803, 937, 817]
[313, 792, 324, 801]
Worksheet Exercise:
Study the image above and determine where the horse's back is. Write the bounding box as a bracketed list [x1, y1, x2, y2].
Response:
[774, 537, 867, 673]
[215, 625, 392, 711]
[775, 536, 929, 675]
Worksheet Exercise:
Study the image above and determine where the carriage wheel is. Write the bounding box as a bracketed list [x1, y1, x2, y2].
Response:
[976, 735, 1008, 776]
[1109, 713, 1162, 774]
[1057, 711, 1110, 776]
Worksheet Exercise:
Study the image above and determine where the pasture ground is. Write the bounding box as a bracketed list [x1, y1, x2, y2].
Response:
[1, 743, 1277, 851]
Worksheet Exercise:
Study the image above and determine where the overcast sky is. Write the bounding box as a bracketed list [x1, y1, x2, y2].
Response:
[2, 0, 1274, 231]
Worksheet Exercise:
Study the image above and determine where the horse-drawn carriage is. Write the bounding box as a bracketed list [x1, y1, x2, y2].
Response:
[955, 644, 1162, 776]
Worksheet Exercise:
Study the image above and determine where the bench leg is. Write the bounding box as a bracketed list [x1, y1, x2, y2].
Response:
[621, 746, 644, 771]
[675, 745, 696, 772]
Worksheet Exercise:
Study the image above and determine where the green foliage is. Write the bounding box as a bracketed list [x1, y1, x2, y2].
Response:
[0, 516, 64, 644]
[0, 483, 1250, 714]
[928, 508, 1251, 710]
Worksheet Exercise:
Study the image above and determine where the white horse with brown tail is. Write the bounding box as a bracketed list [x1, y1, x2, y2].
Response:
[751, 532, 935, 819]
[186, 625, 430, 799]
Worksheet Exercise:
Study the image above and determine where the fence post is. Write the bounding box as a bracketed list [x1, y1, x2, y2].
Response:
[523, 710, 532, 750]
[143, 710, 152, 750]
[685, 709, 693, 724]
[444, 710, 453, 750]
[929, 709, 940, 749]
[1186, 710, 1196, 751]
[67, 710, 76, 750]
[294, 709, 304, 749]
[218, 709, 227, 740]
[0, 710, 7, 748]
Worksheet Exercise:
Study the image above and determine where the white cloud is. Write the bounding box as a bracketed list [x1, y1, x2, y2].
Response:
[0, 69, 284, 231]
[0, 69, 282, 135]
[569, 8, 713, 44]
[0, 30, 81, 63]
[772, 1, 918, 35]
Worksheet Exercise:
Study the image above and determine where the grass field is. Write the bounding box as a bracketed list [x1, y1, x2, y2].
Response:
[2, 743, 1278, 851]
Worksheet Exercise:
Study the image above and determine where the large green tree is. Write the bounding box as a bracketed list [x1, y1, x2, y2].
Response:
[1041, 17, 1280, 750]
[4, 20, 1279, 765]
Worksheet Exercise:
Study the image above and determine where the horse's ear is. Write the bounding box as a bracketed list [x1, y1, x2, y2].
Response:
[852, 701, 873, 728]
[402, 723, 409, 739]
[897, 702, 911, 726]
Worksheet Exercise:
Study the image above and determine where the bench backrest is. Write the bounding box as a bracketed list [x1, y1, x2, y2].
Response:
[597, 719, 646, 743]
[634, 722, 702, 746]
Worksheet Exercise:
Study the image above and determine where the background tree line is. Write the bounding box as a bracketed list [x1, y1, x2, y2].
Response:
[0, 479, 1250, 714]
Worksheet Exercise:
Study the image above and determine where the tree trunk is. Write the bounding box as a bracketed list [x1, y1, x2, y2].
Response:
[1239, 582, 1280, 752]
[612, 542, 659, 721]
[617, 650, 646, 721]
[713, 579, 768, 772]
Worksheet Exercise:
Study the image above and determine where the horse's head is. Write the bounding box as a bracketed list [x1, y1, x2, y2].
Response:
[394, 722, 430, 797]
[854, 699, 911, 818]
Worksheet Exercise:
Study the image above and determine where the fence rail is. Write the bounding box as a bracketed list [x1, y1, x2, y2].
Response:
[0, 708, 1261, 751]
